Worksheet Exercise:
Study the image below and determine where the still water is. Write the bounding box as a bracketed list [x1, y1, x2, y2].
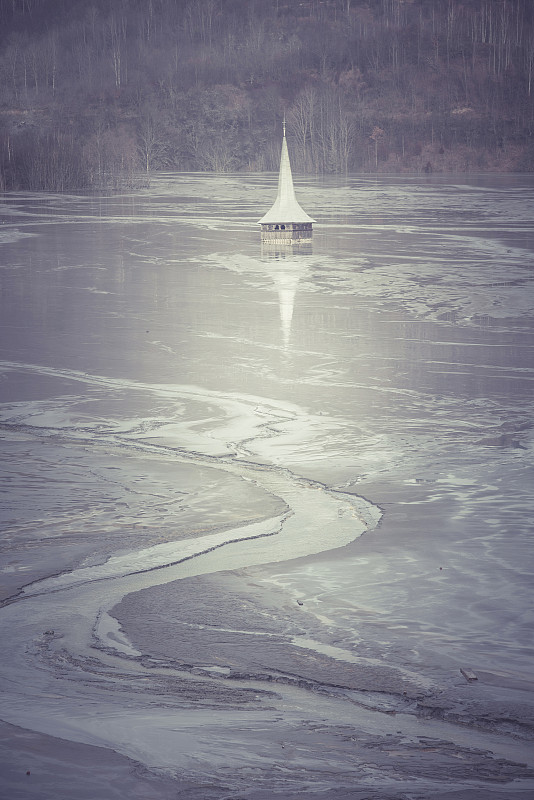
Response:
[0, 173, 533, 798]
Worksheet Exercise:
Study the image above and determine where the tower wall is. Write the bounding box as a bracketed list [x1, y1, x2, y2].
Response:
[260, 222, 312, 243]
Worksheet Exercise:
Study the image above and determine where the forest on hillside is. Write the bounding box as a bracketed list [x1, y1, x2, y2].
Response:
[1, 0, 533, 190]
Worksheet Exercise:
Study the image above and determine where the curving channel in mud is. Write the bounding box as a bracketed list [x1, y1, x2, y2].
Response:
[1, 364, 533, 800]
[2, 174, 534, 799]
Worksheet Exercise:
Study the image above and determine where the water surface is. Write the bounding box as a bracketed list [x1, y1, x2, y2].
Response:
[1, 173, 533, 799]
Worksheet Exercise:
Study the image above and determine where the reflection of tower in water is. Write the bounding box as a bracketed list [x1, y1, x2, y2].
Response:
[261, 242, 312, 349]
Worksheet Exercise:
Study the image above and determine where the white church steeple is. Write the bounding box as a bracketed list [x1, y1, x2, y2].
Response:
[259, 121, 314, 242]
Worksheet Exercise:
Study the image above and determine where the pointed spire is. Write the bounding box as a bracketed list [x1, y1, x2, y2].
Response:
[258, 120, 314, 225]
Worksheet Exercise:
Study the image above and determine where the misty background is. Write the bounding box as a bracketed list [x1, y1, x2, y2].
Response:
[1, 0, 533, 192]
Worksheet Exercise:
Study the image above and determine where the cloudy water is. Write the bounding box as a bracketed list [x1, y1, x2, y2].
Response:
[0, 173, 533, 799]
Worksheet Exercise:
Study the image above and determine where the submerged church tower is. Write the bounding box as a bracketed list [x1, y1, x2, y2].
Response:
[258, 121, 314, 244]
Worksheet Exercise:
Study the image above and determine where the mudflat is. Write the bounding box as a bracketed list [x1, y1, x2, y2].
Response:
[1, 174, 533, 798]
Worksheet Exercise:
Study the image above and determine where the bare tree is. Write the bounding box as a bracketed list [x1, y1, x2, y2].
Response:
[137, 108, 169, 172]
[370, 126, 385, 169]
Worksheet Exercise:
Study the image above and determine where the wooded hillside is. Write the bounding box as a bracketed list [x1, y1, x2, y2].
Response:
[1, 0, 533, 190]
